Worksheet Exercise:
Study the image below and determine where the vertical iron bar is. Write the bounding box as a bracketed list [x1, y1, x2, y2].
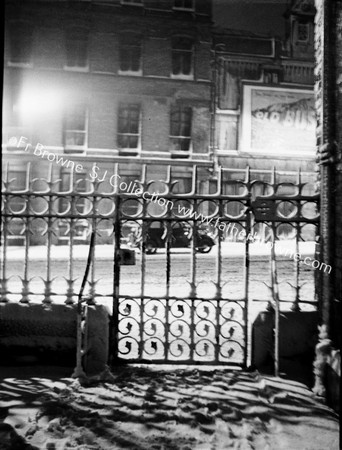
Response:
[65, 215, 75, 305]
[243, 167, 251, 367]
[140, 222, 146, 299]
[292, 221, 301, 312]
[0, 217, 9, 302]
[66, 171, 75, 305]
[165, 220, 171, 299]
[292, 169, 301, 311]
[271, 168, 280, 376]
[72, 229, 95, 378]
[165, 216, 172, 361]
[190, 200, 197, 298]
[270, 223, 280, 377]
[43, 167, 53, 305]
[139, 165, 147, 360]
[110, 194, 121, 365]
[20, 210, 30, 304]
[215, 201, 222, 299]
[1, 165, 9, 303]
[190, 298, 195, 362]
[244, 209, 251, 368]
[20, 164, 31, 303]
[215, 299, 220, 364]
[140, 214, 147, 360]
[215, 200, 223, 363]
[88, 194, 98, 305]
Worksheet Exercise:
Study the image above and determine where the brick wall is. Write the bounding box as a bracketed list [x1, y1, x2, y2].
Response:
[3, 0, 212, 160]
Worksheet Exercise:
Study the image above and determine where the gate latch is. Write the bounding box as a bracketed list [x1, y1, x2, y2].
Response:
[252, 198, 277, 221]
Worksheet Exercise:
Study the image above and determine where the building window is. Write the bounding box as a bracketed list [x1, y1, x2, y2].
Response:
[173, 0, 194, 10]
[8, 22, 33, 65]
[297, 21, 309, 42]
[171, 37, 194, 79]
[65, 28, 88, 69]
[117, 103, 141, 150]
[263, 68, 282, 84]
[170, 105, 192, 154]
[119, 34, 142, 74]
[64, 105, 87, 152]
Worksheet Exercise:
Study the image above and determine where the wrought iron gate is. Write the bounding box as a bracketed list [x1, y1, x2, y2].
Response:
[110, 165, 319, 366]
[1, 163, 319, 368]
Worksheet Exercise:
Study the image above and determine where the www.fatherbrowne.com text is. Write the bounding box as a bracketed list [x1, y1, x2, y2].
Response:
[14, 136, 331, 274]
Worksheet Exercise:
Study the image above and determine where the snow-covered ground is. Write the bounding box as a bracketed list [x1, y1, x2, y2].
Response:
[4, 241, 316, 261]
[0, 366, 339, 450]
[4, 241, 316, 304]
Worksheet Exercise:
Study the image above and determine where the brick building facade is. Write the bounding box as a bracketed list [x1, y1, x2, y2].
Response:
[3, 0, 213, 193]
[2, 0, 322, 245]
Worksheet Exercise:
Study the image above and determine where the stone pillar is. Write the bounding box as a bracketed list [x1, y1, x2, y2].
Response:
[313, 0, 342, 399]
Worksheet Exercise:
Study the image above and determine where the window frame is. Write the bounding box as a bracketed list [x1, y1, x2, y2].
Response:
[171, 36, 194, 80]
[64, 27, 89, 72]
[8, 21, 33, 67]
[63, 105, 88, 153]
[297, 21, 310, 43]
[173, 0, 195, 12]
[118, 33, 143, 76]
[117, 103, 142, 154]
[169, 104, 192, 157]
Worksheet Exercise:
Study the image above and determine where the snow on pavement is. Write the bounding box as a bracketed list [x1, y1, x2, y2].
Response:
[0, 366, 339, 450]
[4, 241, 316, 261]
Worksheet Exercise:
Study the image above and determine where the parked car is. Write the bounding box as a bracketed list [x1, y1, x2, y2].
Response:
[128, 223, 215, 254]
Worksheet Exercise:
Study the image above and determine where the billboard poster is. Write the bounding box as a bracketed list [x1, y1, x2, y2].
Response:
[241, 85, 316, 154]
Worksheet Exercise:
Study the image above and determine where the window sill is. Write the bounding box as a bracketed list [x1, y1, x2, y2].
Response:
[118, 70, 143, 76]
[7, 62, 33, 69]
[172, 7, 195, 12]
[118, 149, 140, 157]
[64, 147, 87, 154]
[170, 151, 190, 159]
[3, 146, 29, 153]
[171, 73, 194, 81]
[63, 66, 89, 73]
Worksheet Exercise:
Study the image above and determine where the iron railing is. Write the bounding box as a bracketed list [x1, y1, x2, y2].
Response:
[1, 163, 319, 368]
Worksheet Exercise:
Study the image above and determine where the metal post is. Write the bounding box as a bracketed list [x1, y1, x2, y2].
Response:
[110, 194, 121, 365]
[190, 200, 197, 298]
[72, 229, 95, 379]
[44, 165, 53, 305]
[270, 224, 280, 378]
[0, 164, 9, 303]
